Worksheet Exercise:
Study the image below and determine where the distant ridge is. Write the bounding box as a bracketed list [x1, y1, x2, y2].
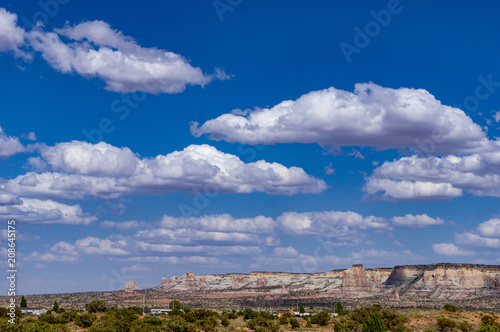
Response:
[156, 263, 500, 301]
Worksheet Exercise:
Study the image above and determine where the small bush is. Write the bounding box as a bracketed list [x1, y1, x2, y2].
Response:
[75, 313, 98, 328]
[436, 317, 457, 331]
[443, 304, 457, 313]
[290, 317, 300, 329]
[279, 315, 288, 325]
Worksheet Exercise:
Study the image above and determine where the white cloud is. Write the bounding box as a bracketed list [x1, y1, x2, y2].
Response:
[27, 20, 218, 94]
[100, 220, 147, 231]
[0, 193, 20, 205]
[52, 237, 130, 256]
[277, 210, 390, 246]
[4, 142, 326, 200]
[0, 126, 24, 157]
[0, 197, 96, 225]
[495, 111, 500, 123]
[39, 141, 138, 176]
[364, 147, 500, 200]
[477, 218, 500, 238]
[191, 83, 489, 155]
[116, 256, 226, 265]
[391, 214, 445, 227]
[433, 243, 474, 256]
[159, 214, 275, 234]
[134, 228, 263, 245]
[351, 249, 424, 265]
[25, 251, 80, 263]
[273, 246, 298, 258]
[455, 232, 500, 248]
[278, 210, 391, 236]
[0, 8, 27, 57]
[323, 162, 335, 175]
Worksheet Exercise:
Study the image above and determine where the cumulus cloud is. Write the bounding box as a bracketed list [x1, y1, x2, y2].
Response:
[3, 142, 326, 200]
[455, 232, 500, 248]
[433, 243, 474, 256]
[273, 246, 298, 258]
[39, 141, 138, 176]
[364, 147, 500, 201]
[477, 218, 500, 238]
[27, 20, 218, 93]
[134, 228, 264, 245]
[277, 210, 390, 246]
[0, 8, 27, 57]
[192, 83, 489, 155]
[100, 220, 147, 231]
[0, 197, 96, 225]
[391, 214, 445, 227]
[159, 214, 275, 234]
[0, 126, 25, 157]
[495, 111, 500, 123]
[447, 217, 500, 254]
[25, 251, 80, 263]
[351, 249, 424, 265]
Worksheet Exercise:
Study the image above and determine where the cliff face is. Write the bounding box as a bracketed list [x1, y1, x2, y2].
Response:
[156, 264, 500, 300]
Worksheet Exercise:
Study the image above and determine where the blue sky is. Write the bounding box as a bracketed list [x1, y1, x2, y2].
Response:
[0, 0, 499, 294]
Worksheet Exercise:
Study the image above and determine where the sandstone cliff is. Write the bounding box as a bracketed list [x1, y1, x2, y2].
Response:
[156, 264, 500, 300]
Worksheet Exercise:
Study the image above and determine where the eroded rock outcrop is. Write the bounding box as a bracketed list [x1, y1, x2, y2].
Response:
[121, 280, 140, 292]
[156, 264, 500, 300]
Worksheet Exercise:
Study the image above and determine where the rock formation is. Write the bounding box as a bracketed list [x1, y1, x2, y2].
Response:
[156, 264, 500, 300]
[121, 280, 140, 292]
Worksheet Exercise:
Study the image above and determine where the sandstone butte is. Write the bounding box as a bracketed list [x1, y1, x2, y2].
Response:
[155, 264, 500, 300]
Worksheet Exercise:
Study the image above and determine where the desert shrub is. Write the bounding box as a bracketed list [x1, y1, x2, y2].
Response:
[380, 309, 410, 331]
[305, 317, 312, 328]
[129, 316, 163, 332]
[163, 316, 197, 332]
[225, 311, 238, 319]
[86, 300, 107, 313]
[316, 311, 331, 326]
[184, 309, 219, 332]
[458, 320, 473, 332]
[443, 304, 457, 313]
[334, 321, 345, 332]
[477, 314, 500, 332]
[436, 317, 457, 331]
[290, 317, 300, 329]
[61, 310, 79, 322]
[362, 311, 387, 332]
[279, 315, 288, 325]
[221, 317, 230, 327]
[25, 321, 69, 332]
[75, 313, 98, 328]
[259, 311, 275, 320]
[38, 312, 69, 324]
[247, 316, 280, 332]
[240, 308, 259, 320]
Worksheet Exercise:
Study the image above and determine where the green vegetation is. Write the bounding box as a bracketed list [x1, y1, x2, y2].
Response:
[86, 300, 107, 313]
[20, 296, 27, 308]
[443, 303, 458, 313]
[1, 299, 499, 331]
